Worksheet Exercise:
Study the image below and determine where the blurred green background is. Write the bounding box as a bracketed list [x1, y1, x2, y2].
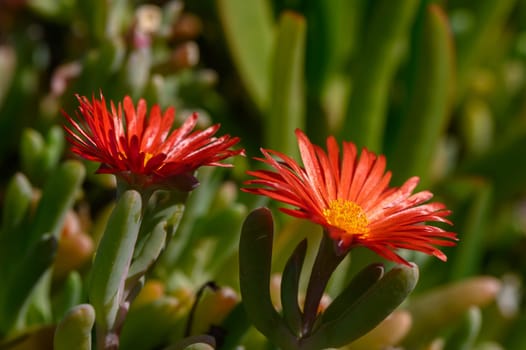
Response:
[1, 0, 526, 349]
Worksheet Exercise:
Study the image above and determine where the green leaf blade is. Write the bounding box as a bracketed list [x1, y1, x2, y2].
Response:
[89, 190, 142, 330]
[389, 4, 455, 187]
[239, 208, 295, 348]
[321, 263, 385, 325]
[29, 160, 85, 244]
[281, 239, 307, 336]
[266, 11, 306, 159]
[304, 264, 418, 349]
[341, 0, 419, 152]
[54, 304, 96, 350]
[0, 234, 58, 334]
[217, 0, 274, 110]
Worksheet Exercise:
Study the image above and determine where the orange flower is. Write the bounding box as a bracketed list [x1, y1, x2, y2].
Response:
[243, 129, 457, 265]
[64, 93, 244, 191]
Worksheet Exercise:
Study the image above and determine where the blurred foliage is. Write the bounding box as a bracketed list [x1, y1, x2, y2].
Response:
[1, 0, 526, 349]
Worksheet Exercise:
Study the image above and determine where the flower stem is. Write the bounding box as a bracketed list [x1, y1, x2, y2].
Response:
[301, 234, 345, 337]
[96, 325, 119, 350]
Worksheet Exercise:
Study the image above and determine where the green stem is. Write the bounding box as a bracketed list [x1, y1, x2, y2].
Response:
[301, 233, 345, 337]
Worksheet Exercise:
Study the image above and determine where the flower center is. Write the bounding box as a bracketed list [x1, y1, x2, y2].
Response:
[144, 152, 154, 165]
[323, 199, 369, 236]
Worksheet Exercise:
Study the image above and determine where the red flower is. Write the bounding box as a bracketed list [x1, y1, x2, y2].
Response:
[64, 93, 244, 191]
[243, 129, 457, 265]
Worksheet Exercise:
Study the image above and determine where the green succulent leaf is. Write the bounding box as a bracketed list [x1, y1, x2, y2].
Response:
[0, 173, 32, 232]
[203, 204, 247, 276]
[389, 4, 455, 187]
[20, 128, 45, 181]
[304, 0, 362, 94]
[239, 208, 296, 349]
[53, 271, 84, 322]
[341, 0, 419, 152]
[119, 296, 183, 350]
[403, 276, 499, 348]
[267, 11, 306, 159]
[0, 173, 32, 265]
[127, 220, 167, 283]
[449, 180, 492, 280]
[29, 160, 85, 244]
[216, 0, 274, 110]
[302, 264, 418, 349]
[321, 263, 385, 324]
[89, 190, 142, 331]
[455, 0, 517, 97]
[0, 234, 58, 334]
[165, 335, 216, 350]
[41, 126, 65, 173]
[54, 304, 95, 350]
[444, 307, 482, 350]
[281, 239, 307, 337]
[219, 303, 250, 350]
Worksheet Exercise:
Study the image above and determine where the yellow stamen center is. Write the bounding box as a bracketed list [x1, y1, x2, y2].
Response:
[323, 199, 369, 236]
[144, 152, 154, 165]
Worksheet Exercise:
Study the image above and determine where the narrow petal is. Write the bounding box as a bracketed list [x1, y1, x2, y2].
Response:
[63, 93, 243, 191]
[338, 141, 357, 199]
[243, 130, 457, 265]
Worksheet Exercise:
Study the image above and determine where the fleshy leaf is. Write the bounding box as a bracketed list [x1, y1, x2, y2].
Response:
[403, 276, 500, 348]
[281, 239, 307, 336]
[389, 4, 455, 187]
[321, 263, 385, 324]
[119, 296, 183, 350]
[346, 310, 412, 350]
[204, 204, 247, 277]
[54, 304, 95, 350]
[216, 0, 274, 110]
[42, 126, 65, 173]
[0, 173, 33, 274]
[89, 190, 142, 330]
[1, 173, 32, 233]
[239, 208, 296, 349]
[168, 335, 216, 350]
[341, 0, 419, 152]
[53, 271, 83, 322]
[302, 264, 418, 349]
[455, 0, 516, 97]
[0, 234, 58, 334]
[449, 180, 492, 280]
[444, 307, 482, 350]
[29, 160, 85, 244]
[266, 11, 306, 159]
[127, 220, 167, 283]
[19, 127, 65, 185]
[217, 303, 249, 350]
[20, 128, 45, 182]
